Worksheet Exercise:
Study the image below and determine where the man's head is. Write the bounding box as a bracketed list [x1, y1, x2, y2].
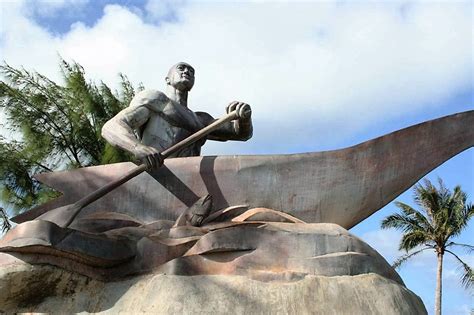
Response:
[166, 62, 195, 92]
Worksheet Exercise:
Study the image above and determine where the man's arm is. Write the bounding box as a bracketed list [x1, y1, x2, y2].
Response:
[197, 101, 253, 142]
[101, 90, 167, 168]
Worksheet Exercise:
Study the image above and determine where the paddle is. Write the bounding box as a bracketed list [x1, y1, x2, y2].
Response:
[38, 106, 251, 228]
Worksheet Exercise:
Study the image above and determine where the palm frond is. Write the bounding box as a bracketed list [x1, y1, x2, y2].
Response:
[414, 179, 439, 221]
[445, 249, 474, 289]
[392, 247, 431, 269]
[381, 212, 425, 233]
[447, 242, 474, 253]
[399, 231, 430, 251]
[395, 201, 433, 231]
[447, 202, 474, 239]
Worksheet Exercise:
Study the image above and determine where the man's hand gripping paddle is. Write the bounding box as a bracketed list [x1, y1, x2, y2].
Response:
[37, 105, 251, 227]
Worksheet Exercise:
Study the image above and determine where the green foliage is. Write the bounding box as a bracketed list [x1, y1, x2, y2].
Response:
[0, 59, 142, 214]
[381, 178, 474, 290]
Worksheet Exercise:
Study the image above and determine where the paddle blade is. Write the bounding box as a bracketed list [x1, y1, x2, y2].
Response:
[36, 204, 82, 227]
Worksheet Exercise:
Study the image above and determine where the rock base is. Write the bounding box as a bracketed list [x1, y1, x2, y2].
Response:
[0, 257, 426, 314]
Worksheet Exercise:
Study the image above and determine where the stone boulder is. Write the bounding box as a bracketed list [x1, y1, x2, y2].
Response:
[0, 221, 427, 314]
[0, 256, 426, 314]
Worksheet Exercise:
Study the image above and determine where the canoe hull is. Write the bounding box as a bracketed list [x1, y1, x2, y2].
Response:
[12, 111, 474, 229]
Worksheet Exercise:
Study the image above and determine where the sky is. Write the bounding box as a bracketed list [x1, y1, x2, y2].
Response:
[0, 0, 473, 313]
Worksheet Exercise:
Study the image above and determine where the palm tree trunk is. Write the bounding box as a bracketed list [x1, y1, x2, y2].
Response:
[434, 252, 443, 315]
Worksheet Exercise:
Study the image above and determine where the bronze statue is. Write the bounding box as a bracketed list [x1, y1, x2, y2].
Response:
[102, 62, 253, 168]
[0, 63, 471, 315]
[173, 194, 213, 227]
[16, 62, 253, 228]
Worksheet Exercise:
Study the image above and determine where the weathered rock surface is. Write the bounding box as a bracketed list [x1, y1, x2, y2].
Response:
[0, 220, 427, 314]
[1, 221, 404, 283]
[0, 256, 426, 314]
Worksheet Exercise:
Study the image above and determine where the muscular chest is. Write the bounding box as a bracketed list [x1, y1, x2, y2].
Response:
[160, 101, 204, 132]
[141, 101, 204, 151]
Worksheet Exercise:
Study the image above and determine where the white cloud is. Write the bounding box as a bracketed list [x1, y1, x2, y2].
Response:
[447, 304, 472, 315]
[361, 228, 436, 266]
[0, 0, 472, 155]
[361, 228, 403, 262]
[145, 0, 184, 22]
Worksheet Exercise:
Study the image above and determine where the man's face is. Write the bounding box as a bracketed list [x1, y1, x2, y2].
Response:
[166, 63, 195, 91]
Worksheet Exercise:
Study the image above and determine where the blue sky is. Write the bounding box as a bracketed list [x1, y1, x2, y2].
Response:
[0, 0, 473, 314]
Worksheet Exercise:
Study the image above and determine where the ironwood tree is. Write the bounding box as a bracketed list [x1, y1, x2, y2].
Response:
[0, 60, 142, 216]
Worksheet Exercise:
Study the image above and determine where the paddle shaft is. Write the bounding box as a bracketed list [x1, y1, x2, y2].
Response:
[65, 109, 244, 225]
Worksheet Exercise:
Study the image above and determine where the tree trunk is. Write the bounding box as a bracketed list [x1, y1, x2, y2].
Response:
[434, 252, 443, 315]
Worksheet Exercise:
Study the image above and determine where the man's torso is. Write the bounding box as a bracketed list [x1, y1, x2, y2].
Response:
[136, 90, 207, 157]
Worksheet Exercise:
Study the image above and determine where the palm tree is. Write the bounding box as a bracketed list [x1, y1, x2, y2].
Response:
[381, 178, 473, 315]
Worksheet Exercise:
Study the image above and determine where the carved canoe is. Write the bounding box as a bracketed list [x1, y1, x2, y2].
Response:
[12, 110, 474, 229]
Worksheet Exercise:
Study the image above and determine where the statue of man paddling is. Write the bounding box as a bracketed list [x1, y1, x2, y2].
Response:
[34, 62, 252, 227]
[102, 62, 253, 168]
